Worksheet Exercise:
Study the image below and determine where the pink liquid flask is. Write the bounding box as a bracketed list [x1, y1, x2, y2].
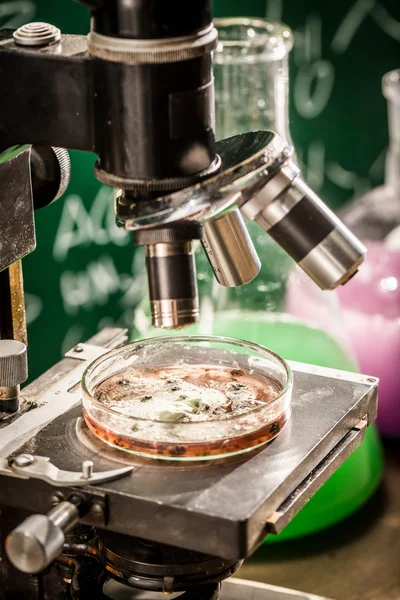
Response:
[288, 69, 400, 437]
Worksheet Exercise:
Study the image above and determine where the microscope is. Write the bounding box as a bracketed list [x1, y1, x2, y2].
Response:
[0, 2, 378, 598]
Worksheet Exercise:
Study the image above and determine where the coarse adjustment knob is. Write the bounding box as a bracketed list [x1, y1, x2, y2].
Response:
[31, 146, 71, 210]
[5, 501, 80, 574]
[0, 340, 28, 388]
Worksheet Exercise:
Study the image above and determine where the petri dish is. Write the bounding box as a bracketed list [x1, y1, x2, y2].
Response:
[81, 336, 292, 461]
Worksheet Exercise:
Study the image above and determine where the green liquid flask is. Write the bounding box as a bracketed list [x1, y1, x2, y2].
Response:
[134, 18, 383, 542]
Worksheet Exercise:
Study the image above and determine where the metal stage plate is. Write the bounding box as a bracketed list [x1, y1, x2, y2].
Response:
[104, 577, 331, 599]
[0, 330, 377, 560]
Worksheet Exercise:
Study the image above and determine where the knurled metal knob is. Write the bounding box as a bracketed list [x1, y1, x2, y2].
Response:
[0, 340, 28, 387]
[31, 146, 71, 210]
[52, 147, 71, 201]
[13, 22, 61, 47]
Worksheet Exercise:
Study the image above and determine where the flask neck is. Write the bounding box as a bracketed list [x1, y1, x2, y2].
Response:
[383, 70, 400, 188]
[385, 146, 400, 189]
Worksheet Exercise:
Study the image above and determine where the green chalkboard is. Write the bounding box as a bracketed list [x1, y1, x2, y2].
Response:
[1, 0, 399, 379]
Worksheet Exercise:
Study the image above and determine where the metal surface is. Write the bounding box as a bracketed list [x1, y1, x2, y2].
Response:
[0, 388, 19, 414]
[82, 460, 93, 479]
[14, 454, 34, 467]
[0, 22, 216, 186]
[299, 226, 365, 289]
[51, 147, 71, 200]
[13, 22, 61, 47]
[0, 327, 127, 464]
[64, 343, 113, 363]
[150, 298, 200, 330]
[223, 579, 332, 600]
[266, 419, 367, 534]
[0, 340, 28, 386]
[0, 327, 378, 560]
[116, 131, 290, 229]
[0, 400, 35, 426]
[97, 157, 221, 193]
[6, 501, 79, 573]
[9, 454, 133, 486]
[203, 209, 261, 286]
[30, 146, 72, 210]
[0, 33, 93, 152]
[105, 582, 221, 599]
[239, 443, 399, 600]
[4, 260, 27, 344]
[146, 242, 199, 329]
[242, 171, 366, 290]
[240, 162, 299, 222]
[98, 531, 241, 593]
[104, 577, 332, 599]
[0, 338, 27, 413]
[0, 146, 36, 271]
[87, 25, 218, 64]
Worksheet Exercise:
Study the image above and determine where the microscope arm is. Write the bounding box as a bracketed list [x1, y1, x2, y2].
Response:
[0, 32, 93, 154]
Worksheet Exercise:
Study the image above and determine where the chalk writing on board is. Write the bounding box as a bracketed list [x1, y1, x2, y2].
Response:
[332, 0, 400, 53]
[59, 253, 144, 316]
[298, 140, 325, 191]
[292, 13, 335, 119]
[61, 307, 135, 356]
[58, 249, 146, 354]
[264, 0, 399, 198]
[372, 4, 400, 41]
[331, 0, 376, 54]
[53, 187, 129, 262]
[294, 60, 335, 119]
[61, 324, 85, 356]
[25, 293, 43, 326]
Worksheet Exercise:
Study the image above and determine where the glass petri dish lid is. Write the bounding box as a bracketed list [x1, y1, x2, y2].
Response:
[82, 336, 292, 461]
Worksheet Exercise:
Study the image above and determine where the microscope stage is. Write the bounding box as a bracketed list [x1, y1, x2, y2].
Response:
[104, 578, 331, 599]
[0, 330, 377, 560]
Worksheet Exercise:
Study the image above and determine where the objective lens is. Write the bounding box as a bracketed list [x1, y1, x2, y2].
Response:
[241, 164, 366, 290]
[146, 242, 199, 329]
[202, 209, 261, 287]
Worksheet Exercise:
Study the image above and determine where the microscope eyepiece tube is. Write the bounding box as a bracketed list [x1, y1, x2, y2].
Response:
[241, 162, 366, 289]
[202, 209, 261, 287]
[146, 242, 199, 329]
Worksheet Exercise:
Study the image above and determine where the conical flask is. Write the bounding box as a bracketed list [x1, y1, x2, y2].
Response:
[289, 69, 400, 438]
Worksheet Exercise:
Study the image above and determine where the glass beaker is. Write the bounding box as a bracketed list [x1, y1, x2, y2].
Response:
[213, 18, 293, 141]
[289, 69, 400, 438]
[193, 19, 296, 329]
[194, 18, 357, 370]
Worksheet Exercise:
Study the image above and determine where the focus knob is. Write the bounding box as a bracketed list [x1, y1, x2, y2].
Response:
[0, 340, 28, 387]
[5, 501, 79, 574]
[30, 146, 71, 210]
